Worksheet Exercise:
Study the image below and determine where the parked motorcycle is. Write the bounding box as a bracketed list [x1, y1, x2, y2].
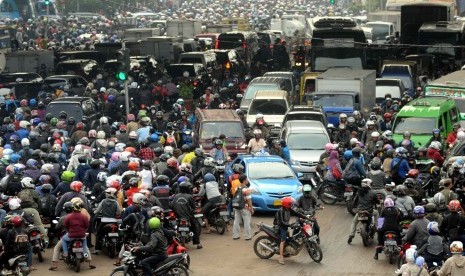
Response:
[253, 216, 323, 263]
[357, 210, 375, 246]
[109, 250, 189, 276]
[27, 225, 44, 262]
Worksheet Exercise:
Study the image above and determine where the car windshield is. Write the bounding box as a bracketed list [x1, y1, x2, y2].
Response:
[287, 133, 328, 150]
[46, 103, 83, 122]
[248, 162, 295, 180]
[393, 117, 436, 135]
[244, 84, 279, 100]
[249, 99, 287, 115]
[44, 79, 67, 88]
[366, 23, 389, 41]
[200, 122, 244, 139]
[376, 86, 402, 100]
[312, 94, 354, 108]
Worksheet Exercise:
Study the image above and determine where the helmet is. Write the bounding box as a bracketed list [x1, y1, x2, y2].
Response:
[448, 199, 461, 213]
[383, 113, 392, 119]
[215, 139, 223, 146]
[8, 198, 21, 210]
[371, 131, 380, 138]
[11, 216, 23, 228]
[164, 146, 174, 154]
[428, 221, 440, 235]
[429, 141, 441, 150]
[179, 163, 191, 173]
[325, 143, 334, 152]
[204, 157, 215, 167]
[413, 206, 425, 217]
[204, 173, 216, 182]
[232, 164, 244, 173]
[63, 202, 74, 213]
[404, 178, 416, 188]
[381, 198, 394, 209]
[370, 158, 381, 170]
[425, 202, 437, 213]
[41, 183, 53, 192]
[339, 113, 347, 119]
[21, 138, 30, 147]
[61, 170, 75, 182]
[303, 184, 312, 193]
[255, 113, 264, 120]
[348, 117, 355, 123]
[129, 131, 138, 139]
[71, 197, 84, 211]
[458, 131, 465, 141]
[12, 164, 24, 175]
[432, 128, 440, 134]
[179, 181, 193, 193]
[401, 139, 411, 147]
[70, 181, 83, 192]
[253, 129, 262, 135]
[105, 187, 117, 196]
[97, 171, 108, 182]
[100, 117, 108, 124]
[90, 159, 101, 169]
[149, 134, 159, 142]
[394, 185, 407, 196]
[21, 177, 34, 189]
[450, 241, 463, 254]
[127, 114, 135, 122]
[366, 120, 375, 127]
[97, 131, 105, 139]
[281, 197, 295, 209]
[167, 157, 178, 168]
[156, 175, 170, 185]
[129, 177, 139, 187]
[361, 178, 372, 188]
[407, 169, 419, 178]
[433, 192, 446, 207]
[148, 217, 161, 230]
[403, 131, 411, 137]
[150, 206, 164, 218]
[128, 161, 140, 171]
[88, 129, 97, 138]
[132, 193, 145, 204]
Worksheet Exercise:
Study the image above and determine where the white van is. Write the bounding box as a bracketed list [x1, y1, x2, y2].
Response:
[246, 90, 290, 127]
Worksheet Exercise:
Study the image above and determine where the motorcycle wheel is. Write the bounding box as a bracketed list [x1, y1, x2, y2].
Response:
[306, 241, 323, 263]
[166, 264, 189, 276]
[347, 197, 359, 216]
[360, 224, 371, 247]
[253, 236, 276, 259]
[215, 215, 226, 235]
[37, 249, 44, 262]
[389, 252, 395, 264]
[108, 244, 116, 259]
[319, 185, 338, 205]
[180, 236, 186, 247]
[74, 257, 81, 273]
[110, 267, 135, 276]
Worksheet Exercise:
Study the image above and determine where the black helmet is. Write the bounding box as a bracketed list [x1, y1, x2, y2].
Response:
[194, 148, 203, 157]
[67, 117, 76, 125]
[129, 177, 139, 187]
[394, 185, 407, 196]
[232, 163, 244, 173]
[154, 147, 163, 156]
[142, 160, 152, 169]
[279, 139, 286, 147]
[40, 143, 51, 153]
[45, 113, 53, 122]
[59, 111, 68, 119]
[352, 147, 362, 155]
[82, 116, 88, 123]
[156, 175, 170, 185]
[32, 149, 42, 160]
[90, 159, 101, 169]
[425, 202, 437, 213]
[155, 111, 163, 118]
[370, 158, 381, 170]
[160, 154, 170, 162]
[140, 139, 150, 147]
[179, 181, 192, 193]
[41, 183, 53, 192]
[63, 202, 74, 213]
[404, 178, 416, 189]
[181, 144, 190, 152]
[47, 153, 58, 162]
[78, 155, 87, 164]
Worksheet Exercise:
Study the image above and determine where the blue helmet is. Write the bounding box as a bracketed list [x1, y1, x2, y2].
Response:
[29, 99, 37, 107]
[177, 176, 188, 184]
[149, 133, 159, 142]
[203, 173, 216, 182]
[10, 153, 21, 164]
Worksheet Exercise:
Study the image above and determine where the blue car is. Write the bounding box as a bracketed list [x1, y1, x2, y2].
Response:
[225, 154, 303, 212]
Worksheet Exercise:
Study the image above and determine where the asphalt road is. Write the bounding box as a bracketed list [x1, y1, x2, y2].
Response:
[32, 204, 398, 276]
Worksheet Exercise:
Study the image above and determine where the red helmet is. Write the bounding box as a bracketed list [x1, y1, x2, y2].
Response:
[70, 181, 83, 192]
[110, 180, 121, 191]
[119, 124, 127, 131]
[125, 147, 136, 153]
[167, 157, 178, 168]
[128, 161, 140, 171]
[383, 113, 392, 119]
[407, 169, 419, 178]
[281, 197, 295, 209]
[448, 200, 461, 213]
[11, 215, 23, 228]
[76, 122, 84, 130]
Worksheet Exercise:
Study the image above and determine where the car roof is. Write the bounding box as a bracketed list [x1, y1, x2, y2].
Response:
[57, 59, 96, 64]
[397, 96, 455, 117]
[239, 154, 286, 164]
[264, 71, 293, 77]
[250, 76, 286, 84]
[253, 90, 287, 99]
[49, 97, 92, 103]
[286, 105, 323, 114]
[284, 120, 327, 132]
[45, 75, 83, 79]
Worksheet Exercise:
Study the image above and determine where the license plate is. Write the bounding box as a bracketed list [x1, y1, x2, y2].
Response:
[385, 240, 397, 246]
[219, 211, 228, 216]
[72, 247, 84, 253]
[344, 192, 353, 197]
[179, 227, 190, 232]
[30, 235, 40, 240]
[108, 233, 119, 237]
[18, 262, 27, 267]
[194, 214, 203, 218]
[273, 200, 282, 206]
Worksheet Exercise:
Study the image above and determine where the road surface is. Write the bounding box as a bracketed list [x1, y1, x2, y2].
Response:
[31, 204, 397, 275]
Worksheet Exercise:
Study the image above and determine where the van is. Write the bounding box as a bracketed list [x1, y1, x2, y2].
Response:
[194, 108, 247, 155]
[46, 97, 99, 122]
[246, 90, 290, 127]
[392, 96, 460, 147]
[177, 51, 220, 78]
[215, 31, 259, 64]
[263, 71, 299, 105]
[241, 76, 292, 112]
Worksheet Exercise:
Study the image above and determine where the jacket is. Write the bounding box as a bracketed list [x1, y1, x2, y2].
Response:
[63, 212, 89, 239]
[367, 170, 385, 190]
[171, 193, 195, 220]
[95, 197, 122, 218]
[139, 228, 167, 255]
[404, 218, 430, 248]
[55, 191, 89, 217]
[437, 255, 465, 276]
[357, 188, 377, 212]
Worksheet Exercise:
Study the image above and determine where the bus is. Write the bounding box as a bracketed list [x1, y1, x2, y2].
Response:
[386, 0, 456, 13]
[424, 70, 465, 111]
[310, 17, 366, 47]
[0, 0, 59, 20]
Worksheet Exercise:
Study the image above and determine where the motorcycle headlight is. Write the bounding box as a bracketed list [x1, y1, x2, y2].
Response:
[306, 227, 313, 236]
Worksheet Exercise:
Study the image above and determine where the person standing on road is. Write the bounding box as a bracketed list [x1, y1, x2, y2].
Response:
[232, 174, 253, 240]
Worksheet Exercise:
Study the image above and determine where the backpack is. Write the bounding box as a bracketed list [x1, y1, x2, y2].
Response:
[5, 174, 22, 196]
[332, 165, 342, 180]
[391, 160, 401, 184]
[232, 186, 245, 209]
[40, 195, 53, 217]
[18, 189, 34, 206]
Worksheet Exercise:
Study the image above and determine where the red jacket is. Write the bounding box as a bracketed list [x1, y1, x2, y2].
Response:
[426, 148, 444, 167]
[126, 186, 141, 206]
[63, 212, 90, 239]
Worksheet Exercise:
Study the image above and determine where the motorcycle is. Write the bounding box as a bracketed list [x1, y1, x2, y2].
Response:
[1, 255, 29, 276]
[181, 129, 193, 146]
[27, 225, 44, 262]
[167, 235, 190, 268]
[41, 217, 56, 247]
[357, 210, 375, 246]
[318, 180, 348, 205]
[346, 185, 360, 216]
[63, 238, 88, 272]
[253, 216, 323, 263]
[214, 159, 226, 190]
[381, 231, 401, 264]
[177, 218, 194, 246]
[109, 250, 189, 276]
[101, 221, 122, 258]
[206, 202, 228, 235]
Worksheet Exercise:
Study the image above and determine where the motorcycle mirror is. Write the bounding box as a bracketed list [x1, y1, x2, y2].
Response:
[91, 196, 96, 200]
[52, 220, 58, 224]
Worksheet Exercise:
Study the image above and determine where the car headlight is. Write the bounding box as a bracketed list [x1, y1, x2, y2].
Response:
[297, 185, 303, 193]
[290, 159, 301, 166]
[250, 187, 261, 195]
[240, 143, 246, 149]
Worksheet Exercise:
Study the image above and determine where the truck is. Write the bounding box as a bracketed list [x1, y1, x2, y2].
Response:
[309, 69, 376, 126]
[380, 60, 417, 97]
[1, 51, 54, 74]
[141, 36, 184, 64]
[367, 11, 401, 33]
[165, 20, 202, 39]
[124, 28, 162, 42]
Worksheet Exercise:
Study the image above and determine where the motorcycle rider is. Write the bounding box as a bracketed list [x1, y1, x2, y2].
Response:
[171, 181, 202, 249]
[367, 158, 387, 198]
[193, 157, 219, 183]
[440, 178, 458, 205]
[197, 173, 223, 234]
[18, 177, 48, 243]
[1, 216, 31, 270]
[348, 179, 379, 244]
[427, 141, 445, 167]
[55, 181, 89, 217]
[343, 147, 366, 186]
[391, 147, 410, 184]
[152, 175, 171, 211]
[433, 241, 465, 276]
[404, 206, 430, 249]
[209, 139, 229, 162]
[94, 187, 122, 254]
[247, 129, 267, 154]
[374, 198, 402, 260]
[296, 184, 320, 242]
[394, 185, 416, 219]
[132, 217, 167, 276]
[440, 200, 465, 244]
[274, 196, 311, 265]
[418, 221, 448, 269]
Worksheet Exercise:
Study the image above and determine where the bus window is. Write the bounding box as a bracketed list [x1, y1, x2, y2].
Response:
[450, 108, 458, 123]
[304, 79, 315, 94]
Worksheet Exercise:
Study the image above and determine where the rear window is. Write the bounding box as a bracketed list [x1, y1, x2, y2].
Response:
[249, 99, 287, 115]
[244, 84, 280, 100]
[179, 57, 203, 64]
[46, 103, 84, 122]
[166, 65, 197, 79]
[44, 79, 67, 88]
[257, 33, 271, 45]
[214, 52, 229, 64]
[200, 121, 244, 139]
[286, 113, 324, 123]
[217, 34, 245, 49]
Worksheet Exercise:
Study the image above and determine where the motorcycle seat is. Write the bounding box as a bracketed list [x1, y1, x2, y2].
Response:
[155, 253, 183, 268]
[8, 255, 26, 266]
[262, 224, 278, 234]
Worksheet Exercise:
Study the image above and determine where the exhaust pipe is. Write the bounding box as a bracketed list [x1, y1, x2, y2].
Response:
[323, 193, 337, 199]
[258, 242, 275, 253]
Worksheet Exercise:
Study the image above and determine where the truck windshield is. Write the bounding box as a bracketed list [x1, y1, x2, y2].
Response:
[312, 94, 354, 108]
[366, 23, 389, 41]
[393, 117, 436, 135]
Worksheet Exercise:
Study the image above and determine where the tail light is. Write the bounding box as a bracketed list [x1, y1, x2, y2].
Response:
[74, 241, 82, 248]
[386, 233, 395, 239]
[169, 212, 176, 218]
[31, 231, 38, 237]
[344, 186, 353, 192]
[193, 81, 198, 87]
[180, 220, 188, 226]
[225, 62, 231, 69]
[215, 40, 219, 49]
[242, 42, 247, 49]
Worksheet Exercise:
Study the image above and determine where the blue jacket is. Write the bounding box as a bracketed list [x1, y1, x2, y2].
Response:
[74, 164, 90, 182]
[282, 146, 291, 163]
[391, 157, 410, 179]
[353, 158, 366, 178]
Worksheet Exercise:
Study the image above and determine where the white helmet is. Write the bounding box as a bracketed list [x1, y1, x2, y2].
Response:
[457, 130, 465, 141]
[255, 113, 264, 120]
[21, 138, 30, 147]
[120, 152, 131, 162]
[349, 138, 358, 146]
[132, 193, 145, 204]
[100, 116, 108, 124]
[371, 131, 380, 138]
[21, 177, 34, 189]
[105, 187, 117, 196]
[339, 113, 347, 119]
[366, 120, 375, 127]
[361, 178, 372, 188]
[382, 130, 393, 139]
[164, 146, 174, 154]
[115, 143, 126, 152]
[97, 171, 108, 182]
[8, 198, 21, 210]
[430, 141, 442, 150]
[129, 131, 138, 139]
[19, 120, 30, 129]
[253, 129, 262, 135]
[204, 157, 215, 167]
[97, 131, 106, 139]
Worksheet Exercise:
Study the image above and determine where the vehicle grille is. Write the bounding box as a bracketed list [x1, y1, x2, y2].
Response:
[267, 192, 292, 198]
[299, 161, 317, 167]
